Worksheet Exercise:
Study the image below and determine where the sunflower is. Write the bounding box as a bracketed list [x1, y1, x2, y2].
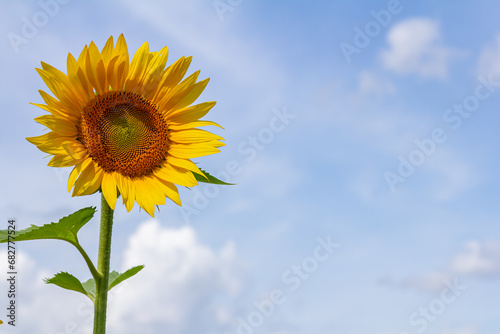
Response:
[27, 34, 224, 217]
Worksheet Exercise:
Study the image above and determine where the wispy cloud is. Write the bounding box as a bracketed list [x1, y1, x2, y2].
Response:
[382, 240, 500, 292]
[477, 33, 500, 77]
[449, 240, 500, 277]
[114, 0, 285, 89]
[380, 18, 460, 79]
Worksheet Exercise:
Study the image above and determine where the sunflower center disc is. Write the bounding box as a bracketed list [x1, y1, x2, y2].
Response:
[78, 91, 169, 177]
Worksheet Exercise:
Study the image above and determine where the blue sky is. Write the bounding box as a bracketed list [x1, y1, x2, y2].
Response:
[1, 0, 500, 333]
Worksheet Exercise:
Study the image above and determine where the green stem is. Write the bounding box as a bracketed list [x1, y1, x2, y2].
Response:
[93, 193, 114, 334]
[73, 240, 100, 281]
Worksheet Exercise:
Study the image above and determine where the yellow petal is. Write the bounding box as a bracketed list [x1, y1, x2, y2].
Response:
[75, 67, 94, 102]
[30, 99, 77, 123]
[73, 162, 103, 196]
[116, 174, 135, 212]
[151, 56, 192, 104]
[124, 41, 150, 92]
[38, 89, 60, 107]
[106, 55, 120, 91]
[101, 35, 115, 64]
[77, 45, 88, 69]
[85, 42, 105, 94]
[101, 172, 118, 210]
[168, 120, 224, 130]
[48, 154, 80, 167]
[113, 34, 129, 65]
[154, 163, 198, 187]
[26, 131, 65, 145]
[158, 70, 199, 111]
[78, 168, 104, 196]
[163, 78, 209, 113]
[27, 133, 75, 156]
[132, 177, 157, 217]
[67, 158, 92, 192]
[34, 115, 78, 137]
[40, 61, 87, 108]
[114, 60, 128, 91]
[166, 101, 216, 123]
[35, 68, 81, 113]
[156, 177, 182, 206]
[169, 128, 224, 144]
[96, 59, 108, 94]
[62, 141, 88, 160]
[166, 155, 204, 176]
[66, 53, 93, 102]
[111, 34, 129, 88]
[142, 46, 169, 98]
[168, 142, 224, 159]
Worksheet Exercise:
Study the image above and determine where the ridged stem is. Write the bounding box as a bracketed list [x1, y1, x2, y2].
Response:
[93, 193, 114, 334]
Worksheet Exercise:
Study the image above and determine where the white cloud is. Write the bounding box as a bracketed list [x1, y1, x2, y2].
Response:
[108, 221, 245, 334]
[0, 250, 93, 334]
[385, 240, 500, 293]
[0, 223, 246, 334]
[449, 240, 500, 276]
[477, 33, 500, 77]
[381, 18, 458, 79]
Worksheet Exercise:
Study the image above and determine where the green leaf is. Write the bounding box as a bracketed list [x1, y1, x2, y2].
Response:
[193, 169, 235, 185]
[108, 265, 144, 290]
[82, 277, 96, 301]
[80, 265, 145, 300]
[0, 207, 96, 245]
[44, 272, 89, 298]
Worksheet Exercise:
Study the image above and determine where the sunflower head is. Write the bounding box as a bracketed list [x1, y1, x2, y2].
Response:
[27, 34, 225, 217]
